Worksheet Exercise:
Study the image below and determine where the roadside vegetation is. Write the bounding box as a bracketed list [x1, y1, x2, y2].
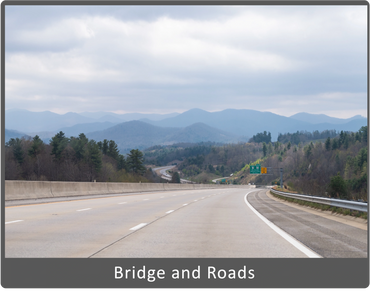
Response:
[235, 127, 367, 202]
[5, 132, 160, 183]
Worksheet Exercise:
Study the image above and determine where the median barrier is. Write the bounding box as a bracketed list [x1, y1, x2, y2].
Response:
[5, 180, 53, 200]
[108, 182, 140, 194]
[5, 180, 253, 201]
[50, 181, 109, 197]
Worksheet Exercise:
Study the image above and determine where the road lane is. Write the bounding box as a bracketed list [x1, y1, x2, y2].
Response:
[7, 187, 363, 258]
[5, 188, 232, 257]
[92, 189, 310, 258]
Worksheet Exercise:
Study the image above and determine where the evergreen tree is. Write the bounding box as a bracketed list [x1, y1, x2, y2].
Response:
[28, 135, 44, 158]
[117, 154, 127, 171]
[50, 131, 69, 160]
[328, 172, 347, 199]
[70, 133, 88, 161]
[171, 171, 181, 183]
[86, 140, 102, 175]
[107, 140, 120, 160]
[325, 137, 331, 151]
[102, 139, 109, 155]
[262, 142, 267, 157]
[7, 138, 24, 165]
[127, 149, 146, 175]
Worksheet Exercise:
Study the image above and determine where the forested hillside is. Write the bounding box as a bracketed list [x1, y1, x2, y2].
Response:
[5, 132, 159, 183]
[236, 126, 368, 202]
[144, 142, 264, 183]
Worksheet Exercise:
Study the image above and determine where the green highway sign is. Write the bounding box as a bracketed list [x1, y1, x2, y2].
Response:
[250, 164, 261, 174]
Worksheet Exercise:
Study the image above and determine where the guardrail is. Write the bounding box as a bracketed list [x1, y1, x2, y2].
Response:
[270, 188, 368, 213]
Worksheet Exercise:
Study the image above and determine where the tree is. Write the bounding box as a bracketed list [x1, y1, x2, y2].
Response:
[251, 131, 271, 144]
[7, 138, 24, 165]
[127, 149, 146, 175]
[328, 172, 347, 199]
[102, 139, 109, 155]
[70, 133, 88, 161]
[28, 135, 45, 178]
[171, 171, 181, 183]
[117, 154, 127, 171]
[50, 131, 69, 160]
[358, 126, 367, 143]
[28, 135, 44, 158]
[325, 137, 331, 151]
[85, 140, 102, 180]
[262, 142, 267, 157]
[220, 165, 225, 176]
[107, 140, 119, 160]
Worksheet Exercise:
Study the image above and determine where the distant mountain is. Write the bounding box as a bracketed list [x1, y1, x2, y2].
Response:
[5, 129, 30, 143]
[166, 122, 241, 143]
[78, 111, 180, 122]
[5, 109, 181, 133]
[6, 108, 367, 144]
[86, 120, 240, 153]
[146, 108, 367, 140]
[290, 112, 366, 125]
[53, 121, 117, 137]
[5, 109, 96, 133]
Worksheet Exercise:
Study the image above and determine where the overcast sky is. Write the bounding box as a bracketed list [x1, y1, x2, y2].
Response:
[4, 4, 368, 118]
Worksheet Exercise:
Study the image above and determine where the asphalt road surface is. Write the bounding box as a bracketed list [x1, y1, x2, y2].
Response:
[5, 188, 367, 258]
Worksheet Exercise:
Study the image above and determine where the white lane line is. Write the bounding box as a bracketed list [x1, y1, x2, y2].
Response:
[166, 210, 174, 214]
[77, 208, 91, 212]
[118, 202, 127, 204]
[160, 196, 165, 198]
[244, 191, 321, 258]
[5, 220, 23, 224]
[194, 199, 198, 201]
[130, 223, 147, 231]
[183, 204, 188, 206]
[143, 199, 149, 201]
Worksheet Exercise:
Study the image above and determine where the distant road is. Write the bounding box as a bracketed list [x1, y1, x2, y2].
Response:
[152, 165, 193, 183]
[211, 176, 230, 183]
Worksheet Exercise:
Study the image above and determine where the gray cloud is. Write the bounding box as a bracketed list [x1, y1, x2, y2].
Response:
[4, 5, 367, 118]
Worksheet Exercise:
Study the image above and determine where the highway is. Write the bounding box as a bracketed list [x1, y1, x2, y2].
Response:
[5, 188, 367, 258]
[152, 165, 193, 183]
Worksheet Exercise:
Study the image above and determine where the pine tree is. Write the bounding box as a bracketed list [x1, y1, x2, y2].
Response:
[171, 172, 181, 183]
[127, 149, 146, 175]
[325, 137, 331, 151]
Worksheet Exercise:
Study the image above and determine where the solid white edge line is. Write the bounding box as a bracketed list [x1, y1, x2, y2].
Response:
[130, 223, 147, 231]
[244, 190, 321, 258]
[166, 210, 174, 214]
[5, 220, 23, 224]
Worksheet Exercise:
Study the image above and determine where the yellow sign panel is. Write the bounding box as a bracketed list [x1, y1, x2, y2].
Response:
[261, 167, 267, 174]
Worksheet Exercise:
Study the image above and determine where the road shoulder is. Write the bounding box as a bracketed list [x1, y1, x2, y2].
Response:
[265, 190, 367, 231]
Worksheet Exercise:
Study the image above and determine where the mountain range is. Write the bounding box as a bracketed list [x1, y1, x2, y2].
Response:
[4, 108, 367, 152]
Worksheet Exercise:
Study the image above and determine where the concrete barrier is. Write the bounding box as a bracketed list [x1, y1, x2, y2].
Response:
[4, 180, 252, 201]
[5, 180, 53, 200]
[50, 181, 109, 197]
